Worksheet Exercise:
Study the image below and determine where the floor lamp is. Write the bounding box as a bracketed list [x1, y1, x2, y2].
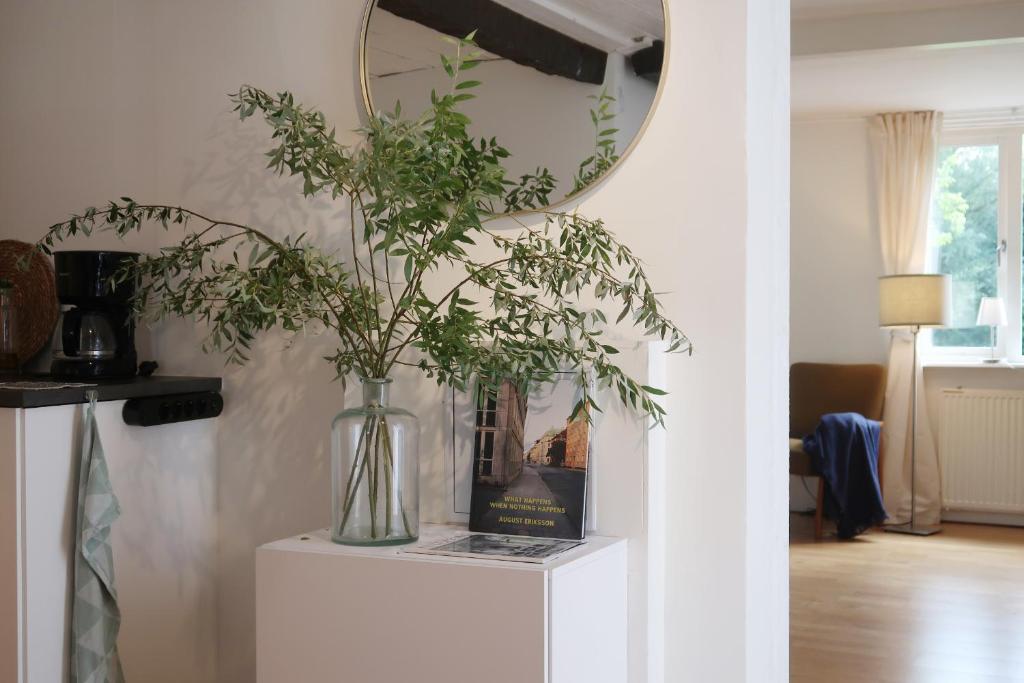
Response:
[878, 274, 951, 536]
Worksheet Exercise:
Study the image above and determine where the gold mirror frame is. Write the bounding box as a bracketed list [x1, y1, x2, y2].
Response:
[357, 0, 671, 216]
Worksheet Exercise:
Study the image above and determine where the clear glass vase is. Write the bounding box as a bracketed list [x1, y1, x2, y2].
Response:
[331, 377, 419, 545]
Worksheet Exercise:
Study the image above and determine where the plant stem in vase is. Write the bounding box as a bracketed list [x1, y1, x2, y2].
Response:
[332, 378, 418, 545]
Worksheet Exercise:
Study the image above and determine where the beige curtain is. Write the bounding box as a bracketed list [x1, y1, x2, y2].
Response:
[870, 111, 943, 525]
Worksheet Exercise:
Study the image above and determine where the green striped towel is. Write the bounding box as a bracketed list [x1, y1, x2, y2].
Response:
[71, 394, 125, 683]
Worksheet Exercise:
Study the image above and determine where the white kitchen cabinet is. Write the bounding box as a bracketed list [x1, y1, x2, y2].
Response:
[0, 405, 79, 683]
[0, 377, 221, 683]
[256, 524, 627, 683]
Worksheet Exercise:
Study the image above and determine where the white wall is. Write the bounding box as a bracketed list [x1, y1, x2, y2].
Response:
[383, 2, 792, 679]
[791, 119, 889, 365]
[1, 2, 360, 681]
[0, 4, 219, 682]
[793, 1, 1024, 56]
[0, 1, 790, 681]
[743, 0, 790, 676]
[790, 117, 881, 511]
[0, 1, 159, 254]
[793, 42, 1024, 119]
[789, 118, 907, 510]
[97, 403, 221, 683]
[594, 2, 788, 681]
[140, 8, 365, 679]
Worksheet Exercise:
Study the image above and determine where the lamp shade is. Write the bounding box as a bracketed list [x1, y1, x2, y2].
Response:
[879, 274, 952, 328]
[976, 296, 1008, 327]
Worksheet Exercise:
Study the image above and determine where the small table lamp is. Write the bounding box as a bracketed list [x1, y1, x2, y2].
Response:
[976, 296, 1007, 363]
[879, 274, 952, 536]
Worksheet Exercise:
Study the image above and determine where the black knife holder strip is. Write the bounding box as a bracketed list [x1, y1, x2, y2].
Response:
[122, 391, 223, 426]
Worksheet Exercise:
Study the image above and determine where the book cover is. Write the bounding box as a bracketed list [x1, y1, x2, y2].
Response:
[468, 374, 591, 540]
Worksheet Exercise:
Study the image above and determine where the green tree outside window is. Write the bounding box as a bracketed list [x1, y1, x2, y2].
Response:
[931, 145, 999, 347]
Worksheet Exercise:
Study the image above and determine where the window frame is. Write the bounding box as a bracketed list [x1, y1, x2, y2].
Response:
[925, 127, 1024, 361]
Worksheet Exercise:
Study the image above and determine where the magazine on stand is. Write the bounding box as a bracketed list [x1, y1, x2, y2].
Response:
[403, 533, 583, 564]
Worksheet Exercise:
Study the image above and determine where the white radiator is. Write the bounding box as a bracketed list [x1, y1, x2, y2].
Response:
[938, 388, 1024, 515]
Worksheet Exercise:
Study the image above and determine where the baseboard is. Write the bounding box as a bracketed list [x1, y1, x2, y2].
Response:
[941, 510, 1024, 527]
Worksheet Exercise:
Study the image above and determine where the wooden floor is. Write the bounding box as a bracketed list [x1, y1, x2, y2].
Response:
[791, 515, 1024, 683]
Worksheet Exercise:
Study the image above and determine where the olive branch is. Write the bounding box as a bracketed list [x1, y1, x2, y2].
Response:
[36, 34, 691, 426]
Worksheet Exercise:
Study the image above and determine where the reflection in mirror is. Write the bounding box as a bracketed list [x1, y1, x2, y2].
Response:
[361, 0, 665, 212]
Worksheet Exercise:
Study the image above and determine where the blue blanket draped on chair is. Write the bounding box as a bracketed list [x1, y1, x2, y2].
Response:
[802, 412, 887, 539]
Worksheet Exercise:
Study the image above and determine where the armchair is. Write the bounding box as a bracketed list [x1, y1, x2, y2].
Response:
[790, 362, 886, 539]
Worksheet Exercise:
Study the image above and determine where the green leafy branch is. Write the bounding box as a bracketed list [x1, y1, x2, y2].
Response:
[572, 89, 621, 195]
[36, 33, 690, 425]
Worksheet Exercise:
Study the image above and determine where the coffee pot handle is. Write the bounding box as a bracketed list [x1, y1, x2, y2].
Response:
[61, 308, 82, 357]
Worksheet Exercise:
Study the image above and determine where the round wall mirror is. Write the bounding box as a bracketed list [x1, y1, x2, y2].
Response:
[360, 0, 667, 213]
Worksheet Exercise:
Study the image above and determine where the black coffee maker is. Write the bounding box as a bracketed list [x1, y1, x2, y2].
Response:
[50, 251, 139, 379]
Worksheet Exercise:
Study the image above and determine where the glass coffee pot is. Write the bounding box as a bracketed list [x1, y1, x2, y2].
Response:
[54, 307, 118, 360]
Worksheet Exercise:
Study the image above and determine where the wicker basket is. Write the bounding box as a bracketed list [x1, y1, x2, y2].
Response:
[0, 240, 59, 362]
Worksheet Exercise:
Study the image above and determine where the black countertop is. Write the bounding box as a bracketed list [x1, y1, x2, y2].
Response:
[0, 375, 222, 408]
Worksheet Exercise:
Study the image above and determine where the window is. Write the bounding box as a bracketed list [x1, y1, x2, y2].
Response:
[926, 127, 1024, 358]
[473, 385, 499, 476]
[930, 144, 1000, 347]
[475, 431, 495, 476]
[475, 387, 498, 427]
